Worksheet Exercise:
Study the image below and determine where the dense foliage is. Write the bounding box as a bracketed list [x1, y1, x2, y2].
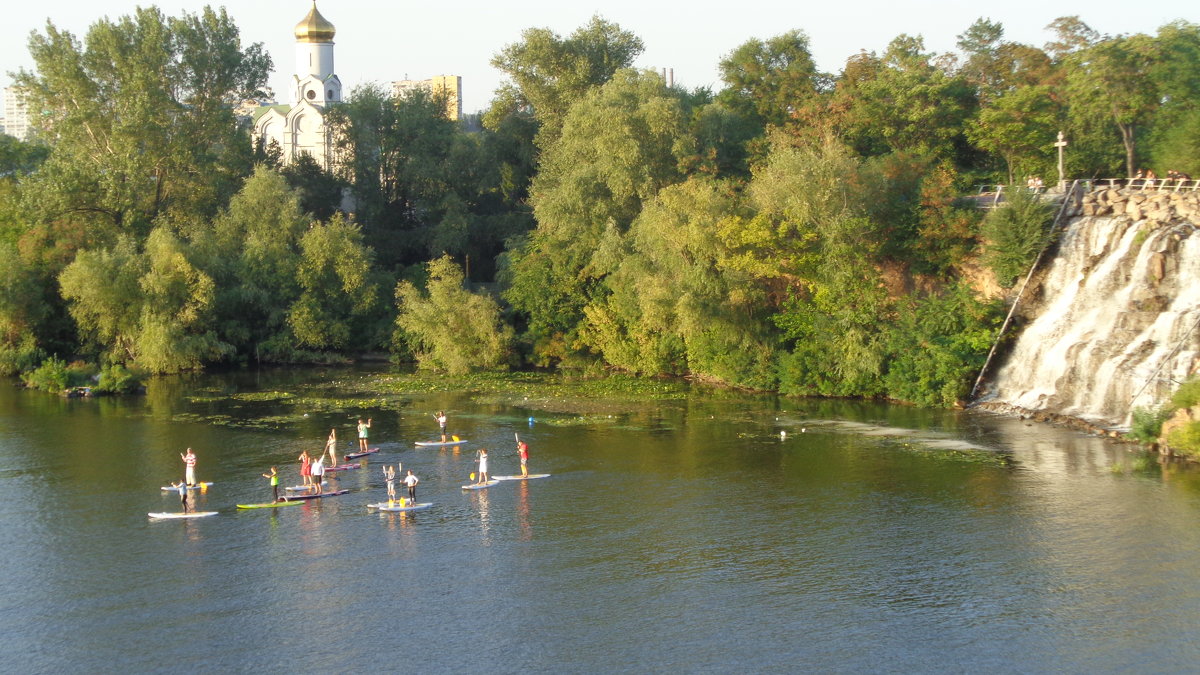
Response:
[3, 6, 1197, 410]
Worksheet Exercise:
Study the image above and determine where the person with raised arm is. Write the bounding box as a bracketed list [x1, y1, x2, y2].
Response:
[357, 418, 372, 453]
[180, 447, 197, 486]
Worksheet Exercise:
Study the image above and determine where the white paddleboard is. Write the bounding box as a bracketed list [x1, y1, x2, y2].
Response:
[148, 511, 218, 519]
[493, 474, 551, 481]
[160, 482, 213, 491]
[285, 482, 327, 491]
[414, 439, 468, 447]
[371, 502, 433, 512]
[461, 480, 499, 490]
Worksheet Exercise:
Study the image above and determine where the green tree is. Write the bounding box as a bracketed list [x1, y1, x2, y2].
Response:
[980, 188, 1056, 286]
[57, 228, 225, 372]
[1064, 34, 1160, 176]
[582, 178, 778, 388]
[503, 69, 689, 365]
[325, 84, 459, 267]
[835, 35, 974, 162]
[15, 6, 270, 231]
[280, 153, 343, 222]
[394, 255, 512, 374]
[967, 84, 1062, 184]
[717, 30, 826, 129]
[289, 214, 380, 351]
[190, 165, 309, 361]
[490, 16, 644, 149]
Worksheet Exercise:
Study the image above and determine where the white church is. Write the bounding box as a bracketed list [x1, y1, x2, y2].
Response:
[251, 2, 464, 170]
[252, 2, 343, 169]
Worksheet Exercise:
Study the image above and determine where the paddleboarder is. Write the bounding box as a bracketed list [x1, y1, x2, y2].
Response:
[181, 447, 197, 486]
[311, 455, 325, 494]
[383, 464, 397, 503]
[171, 480, 190, 513]
[403, 469, 419, 503]
[517, 439, 530, 477]
[434, 411, 448, 441]
[298, 448, 312, 487]
[325, 429, 338, 469]
[357, 418, 372, 453]
[262, 466, 280, 501]
[476, 448, 489, 485]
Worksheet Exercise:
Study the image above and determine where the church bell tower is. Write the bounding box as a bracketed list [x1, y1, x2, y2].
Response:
[292, 2, 341, 106]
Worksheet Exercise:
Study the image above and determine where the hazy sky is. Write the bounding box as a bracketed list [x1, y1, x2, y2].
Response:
[2, 1, 1195, 114]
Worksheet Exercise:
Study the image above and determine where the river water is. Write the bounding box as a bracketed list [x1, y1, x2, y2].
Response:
[2, 368, 1199, 673]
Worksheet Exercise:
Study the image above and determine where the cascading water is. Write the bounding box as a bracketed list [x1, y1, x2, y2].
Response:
[985, 207, 1200, 429]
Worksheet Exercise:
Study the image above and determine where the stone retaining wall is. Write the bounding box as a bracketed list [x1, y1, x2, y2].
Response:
[1076, 187, 1200, 225]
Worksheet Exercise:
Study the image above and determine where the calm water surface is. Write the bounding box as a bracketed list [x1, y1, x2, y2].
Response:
[2, 368, 1200, 673]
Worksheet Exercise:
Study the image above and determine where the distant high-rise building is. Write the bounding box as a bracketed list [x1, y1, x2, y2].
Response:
[392, 76, 463, 121]
[3, 87, 31, 141]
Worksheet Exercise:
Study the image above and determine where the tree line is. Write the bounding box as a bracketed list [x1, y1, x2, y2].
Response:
[1, 7, 1196, 406]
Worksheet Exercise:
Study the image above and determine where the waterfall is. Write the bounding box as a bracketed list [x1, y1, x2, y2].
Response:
[985, 212, 1200, 429]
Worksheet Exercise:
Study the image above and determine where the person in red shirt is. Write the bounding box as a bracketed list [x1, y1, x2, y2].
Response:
[517, 440, 530, 478]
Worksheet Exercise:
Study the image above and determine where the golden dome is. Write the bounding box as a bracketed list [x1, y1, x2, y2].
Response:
[294, 2, 335, 43]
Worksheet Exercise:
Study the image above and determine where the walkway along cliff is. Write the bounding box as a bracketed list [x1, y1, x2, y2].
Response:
[977, 184, 1200, 430]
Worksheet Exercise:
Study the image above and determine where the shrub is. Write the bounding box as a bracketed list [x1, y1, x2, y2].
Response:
[22, 356, 71, 392]
[1129, 406, 1172, 442]
[1165, 421, 1200, 459]
[980, 188, 1055, 286]
[95, 364, 143, 394]
[1169, 378, 1200, 411]
[0, 337, 45, 376]
[394, 256, 513, 375]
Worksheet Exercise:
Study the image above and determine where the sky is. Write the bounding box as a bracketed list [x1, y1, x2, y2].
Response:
[1, 1, 1195, 115]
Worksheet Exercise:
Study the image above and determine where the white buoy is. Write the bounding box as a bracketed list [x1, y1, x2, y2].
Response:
[780, 430, 787, 440]
[801, 428, 806, 433]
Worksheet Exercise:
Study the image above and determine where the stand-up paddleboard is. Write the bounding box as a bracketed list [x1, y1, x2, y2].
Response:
[160, 482, 213, 491]
[346, 447, 380, 459]
[461, 480, 499, 490]
[149, 511, 217, 519]
[325, 463, 361, 472]
[415, 439, 468, 447]
[236, 500, 303, 509]
[368, 502, 432, 512]
[284, 482, 327, 491]
[280, 489, 349, 501]
[493, 474, 551, 481]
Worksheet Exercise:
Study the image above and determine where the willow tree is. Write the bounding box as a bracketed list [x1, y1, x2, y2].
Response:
[394, 256, 512, 374]
[502, 69, 690, 365]
[490, 15, 644, 149]
[14, 6, 270, 232]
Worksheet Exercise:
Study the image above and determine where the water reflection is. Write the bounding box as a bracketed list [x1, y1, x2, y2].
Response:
[5, 371, 1200, 673]
[516, 481, 532, 541]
